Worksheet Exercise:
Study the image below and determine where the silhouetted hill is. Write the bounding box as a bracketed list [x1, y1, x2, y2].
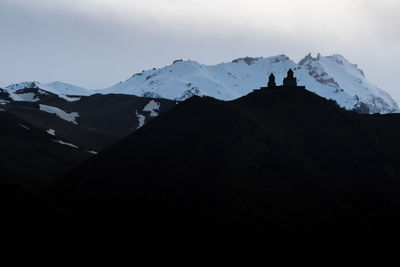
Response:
[0, 109, 93, 186]
[2, 88, 177, 151]
[52, 86, 400, 244]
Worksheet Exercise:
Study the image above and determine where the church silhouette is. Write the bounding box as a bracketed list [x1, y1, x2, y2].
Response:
[259, 69, 305, 90]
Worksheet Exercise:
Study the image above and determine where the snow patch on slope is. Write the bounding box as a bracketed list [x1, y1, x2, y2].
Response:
[19, 124, 30, 130]
[38, 90, 49, 95]
[15, 93, 39, 102]
[39, 104, 79, 124]
[47, 129, 56, 136]
[143, 100, 160, 117]
[53, 139, 79, 148]
[58, 95, 81, 102]
[136, 110, 146, 129]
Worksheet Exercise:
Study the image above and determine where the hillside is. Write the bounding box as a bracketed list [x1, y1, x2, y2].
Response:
[51, 83, 400, 243]
[0, 87, 177, 151]
[0, 108, 91, 186]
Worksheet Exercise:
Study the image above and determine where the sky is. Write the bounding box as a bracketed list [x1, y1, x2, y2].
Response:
[1, 0, 400, 101]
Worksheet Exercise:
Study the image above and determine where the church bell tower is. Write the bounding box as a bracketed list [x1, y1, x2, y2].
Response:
[268, 73, 276, 88]
[283, 69, 297, 86]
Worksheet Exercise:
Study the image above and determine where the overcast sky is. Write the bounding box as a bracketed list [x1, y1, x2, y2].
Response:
[1, 0, 399, 101]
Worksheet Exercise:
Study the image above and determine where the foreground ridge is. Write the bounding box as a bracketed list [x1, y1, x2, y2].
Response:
[43, 73, 400, 244]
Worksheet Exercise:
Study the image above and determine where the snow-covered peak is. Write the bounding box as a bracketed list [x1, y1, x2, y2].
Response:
[93, 53, 398, 113]
[231, 56, 264, 65]
[296, 53, 398, 113]
[40, 81, 91, 96]
[2, 81, 91, 104]
[6, 81, 41, 91]
[6, 81, 91, 96]
[97, 56, 297, 101]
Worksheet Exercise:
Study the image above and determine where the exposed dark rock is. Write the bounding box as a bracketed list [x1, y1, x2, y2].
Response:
[232, 57, 262, 65]
[353, 102, 370, 114]
[175, 87, 202, 101]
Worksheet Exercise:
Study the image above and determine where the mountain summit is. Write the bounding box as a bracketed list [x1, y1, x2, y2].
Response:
[98, 53, 399, 113]
[6, 81, 91, 97]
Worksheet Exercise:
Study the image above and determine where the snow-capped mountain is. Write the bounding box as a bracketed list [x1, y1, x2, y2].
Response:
[4, 53, 398, 113]
[296, 54, 399, 113]
[6, 81, 91, 96]
[97, 54, 399, 113]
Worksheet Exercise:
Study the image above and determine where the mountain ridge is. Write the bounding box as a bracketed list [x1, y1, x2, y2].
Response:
[50, 83, 400, 242]
[4, 53, 399, 114]
[0, 87, 177, 152]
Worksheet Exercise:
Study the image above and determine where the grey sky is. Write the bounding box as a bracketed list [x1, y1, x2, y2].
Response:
[1, 0, 399, 101]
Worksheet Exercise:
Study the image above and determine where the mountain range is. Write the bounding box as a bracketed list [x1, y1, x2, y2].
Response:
[3, 53, 399, 114]
[2, 53, 400, 245]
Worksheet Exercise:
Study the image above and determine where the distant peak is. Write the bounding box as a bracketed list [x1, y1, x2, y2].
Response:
[326, 54, 365, 77]
[172, 59, 198, 65]
[274, 54, 290, 59]
[232, 57, 263, 65]
[299, 53, 350, 66]
[331, 54, 346, 59]
[45, 81, 83, 88]
[172, 59, 184, 64]
[325, 54, 348, 65]
[46, 81, 65, 85]
[267, 54, 290, 63]
[6, 81, 41, 91]
[298, 53, 321, 65]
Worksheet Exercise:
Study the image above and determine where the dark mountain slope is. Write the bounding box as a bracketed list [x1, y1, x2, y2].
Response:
[233, 88, 400, 180]
[0, 109, 91, 186]
[0, 177, 63, 225]
[5, 88, 177, 137]
[53, 86, 400, 243]
[62, 93, 176, 137]
[1, 88, 177, 151]
[4, 103, 115, 151]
